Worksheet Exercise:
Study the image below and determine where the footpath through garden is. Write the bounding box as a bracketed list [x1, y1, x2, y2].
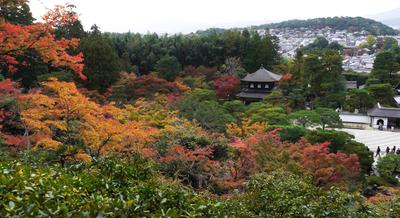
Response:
[341, 128, 400, 163]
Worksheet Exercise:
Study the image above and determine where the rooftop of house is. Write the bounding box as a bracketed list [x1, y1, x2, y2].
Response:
[345, 81, 358, 89]
[394, 96, 400, 105]
[368, 103, 400, 118]
[242, 66, 282, 83]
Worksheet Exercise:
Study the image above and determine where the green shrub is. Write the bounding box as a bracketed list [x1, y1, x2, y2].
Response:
[37, 71, 74, 82]
[0, 155, 231, 217]
[366, 176, 389, 186]
[267, 125, 308, 142]
[377, 154, 400, 185]
[241, 171, 371, 217]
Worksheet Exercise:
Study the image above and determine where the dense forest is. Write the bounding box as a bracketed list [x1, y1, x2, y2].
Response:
[1, 1, 400, 217]
[105, 29, 280, 76]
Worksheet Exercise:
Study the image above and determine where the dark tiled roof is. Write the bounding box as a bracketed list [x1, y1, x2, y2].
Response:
[345, 81, 357, 89]
[242, 67, 282, 82]
[395, 83, 400, 93]
[236, 92, 267, 99]
[394, 96, 400, 105]
[368, 105, 400, 118]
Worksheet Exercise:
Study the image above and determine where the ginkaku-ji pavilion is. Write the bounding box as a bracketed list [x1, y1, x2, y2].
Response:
[236, 66, 282, 103]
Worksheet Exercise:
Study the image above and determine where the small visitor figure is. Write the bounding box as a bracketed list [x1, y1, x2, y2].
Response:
[396, 149, 400, 155]
[386, 146, 391, 154]
[376, 146, 381, 157]
[392, 146, 397, 153]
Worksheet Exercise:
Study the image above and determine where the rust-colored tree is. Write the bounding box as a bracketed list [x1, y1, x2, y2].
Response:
[111, 74, 188, 102]
[214, 75, 240, 99]
[227, 137, 258, 181]
[160, 144, 220, 189]
[0, 4, 85, 79]
[288, 139, 361, 187]
[20, 79, 158, 164]
[227, 129, 361, 188]
[0, 79, 27, 150]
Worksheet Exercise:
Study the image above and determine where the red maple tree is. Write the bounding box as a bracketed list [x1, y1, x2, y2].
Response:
[0, 4, 85, 79]
[289, 140, 360, 186]
[160, 144, 219, 189]
[214, 75, 240, 99]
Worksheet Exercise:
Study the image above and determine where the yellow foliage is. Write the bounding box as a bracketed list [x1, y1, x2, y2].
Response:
[75, 152, 92, 162]
[21, 79, 159, 161]
[226, 119, 267, 138]
[125, 95, 179, 128]
[174, 77, 191, 93]
[36, 137, 61, 149]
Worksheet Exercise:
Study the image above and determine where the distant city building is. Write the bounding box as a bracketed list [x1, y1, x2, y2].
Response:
[236, 66, 282, 103]
[268, 27, 398, 73]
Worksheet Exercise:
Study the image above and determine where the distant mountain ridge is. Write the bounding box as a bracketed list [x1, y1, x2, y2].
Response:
[197, 17, 398, 36]
[368, 8, 400, 29]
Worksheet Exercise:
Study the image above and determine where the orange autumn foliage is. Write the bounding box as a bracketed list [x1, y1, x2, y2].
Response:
[160, 144, 220, 189]
[366, 194, 393, 204]
[287, 138, 361, 187]
[0, 79, 27, 149]
[227, 137, 258, 181]
[227, 130, 361, 187]
[0, 4, 85, 79]
[125, 95, 179, 128]
[226, 118, 266, 138]
[20, 79, 158, 161]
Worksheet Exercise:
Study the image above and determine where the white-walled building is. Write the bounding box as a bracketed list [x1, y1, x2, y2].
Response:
[368, 104, 400, 130]
[340, 103, 400, 130]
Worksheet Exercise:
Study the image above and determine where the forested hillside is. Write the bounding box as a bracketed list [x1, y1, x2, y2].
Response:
[197, 17, 399, 36]
[258, 17, 398, 35]
[1, 1, 400, 217]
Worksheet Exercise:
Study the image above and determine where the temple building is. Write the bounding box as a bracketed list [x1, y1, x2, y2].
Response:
[367, 103, 400, 129]
[340, 103, 400, 130]
[236, 66, 282, 103]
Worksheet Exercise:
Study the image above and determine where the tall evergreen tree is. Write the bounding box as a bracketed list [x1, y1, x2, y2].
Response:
[242, 31, 280, 72]
[79, 25, 120, 92]
[371, 51, 398, 84]
[0, 0, 33, 25]
[302, 50, 345, 108]
[155, 55, 181, 81]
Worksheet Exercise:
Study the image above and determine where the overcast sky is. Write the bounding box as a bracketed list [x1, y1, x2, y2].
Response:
[29, 0, 400, 34]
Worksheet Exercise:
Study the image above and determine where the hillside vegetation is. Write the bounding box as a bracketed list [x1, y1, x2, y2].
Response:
[198, 17, 398, 36]
[257, 17, 398, 35]
[2, 2, 400, 217]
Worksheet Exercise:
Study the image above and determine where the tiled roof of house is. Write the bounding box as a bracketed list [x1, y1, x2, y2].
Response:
[368, 103, 400, 118]
[345, 81, 357, 89]
[242, 66, 282, 82]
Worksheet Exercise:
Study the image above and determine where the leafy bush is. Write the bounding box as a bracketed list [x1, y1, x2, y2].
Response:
[366, 176, 390, 186]
[37, 71, 74, 82]
[245, 103, 289, 125]
[241, 171, 371, 217]
[176, 89, 236, 132]
[267, 125, 308, 142]
[0, 155, 231, 217]
[306, 130, 373, 175]
[376, 154, 400, 185]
